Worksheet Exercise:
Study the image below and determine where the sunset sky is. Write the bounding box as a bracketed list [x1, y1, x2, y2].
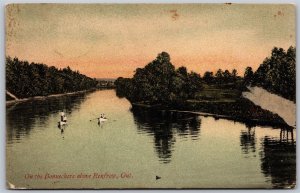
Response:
[6, 4, 295, 78]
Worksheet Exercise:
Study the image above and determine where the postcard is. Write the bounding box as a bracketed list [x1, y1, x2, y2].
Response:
[6, 3, 296, 189]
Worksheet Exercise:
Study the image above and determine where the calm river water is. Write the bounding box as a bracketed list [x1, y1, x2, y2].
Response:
[6, 90, 296, 189]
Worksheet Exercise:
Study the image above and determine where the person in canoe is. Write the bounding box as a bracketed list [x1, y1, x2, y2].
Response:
[63, 115, 67, 122]
[58, 120, 67, 128]
[58, 111, 67, 130]
[60, 111, 65, 121]
[98, 114, 108, 124]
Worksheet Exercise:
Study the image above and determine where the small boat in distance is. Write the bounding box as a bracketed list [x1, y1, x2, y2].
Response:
[58, 121, 67, 127]
[99, 113, 107, 120]
[98, 117, 108, 122]
[60, 111, 68, 122]
[60, 112, 65, 120]
[58, 111, 68, 128]
[97, 113, 108, 125]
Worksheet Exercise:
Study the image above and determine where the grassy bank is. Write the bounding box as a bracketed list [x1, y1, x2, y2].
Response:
[132, 83, 289, 128]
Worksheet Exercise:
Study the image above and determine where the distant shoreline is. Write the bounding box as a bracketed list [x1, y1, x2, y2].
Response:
[6, 88, 100, 106]
[131, 100, 291, 129]
[167, 109, 290, 129]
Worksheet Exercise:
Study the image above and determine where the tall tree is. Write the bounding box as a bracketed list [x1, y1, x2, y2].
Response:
[251, 46, 296, 102]
[244, 67, 254, 85]
[203, 71, 214, 84]
[115, 52, 203, 105]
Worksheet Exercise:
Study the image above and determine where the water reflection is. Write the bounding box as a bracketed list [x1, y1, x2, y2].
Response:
[239, 125, 296, 188]
[6, 90, 297, 188]
[131, 107, 201, 164]
[6, 92, 89, 143]
[240, 126, 256, 155]
[260, 128, 296, 188]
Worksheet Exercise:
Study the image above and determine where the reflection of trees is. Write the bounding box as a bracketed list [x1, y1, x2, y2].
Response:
[6, 92, 89, 142]
[260, 128, 296, 188]
[153, 124, 175, 163]
[240, 126, 256, 154]
[131, 107, 201, 164]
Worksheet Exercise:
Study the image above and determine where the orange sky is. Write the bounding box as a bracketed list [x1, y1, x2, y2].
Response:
[6, 4, 295, 78]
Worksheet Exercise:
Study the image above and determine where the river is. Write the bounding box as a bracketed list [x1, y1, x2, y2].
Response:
[6, 89, 296, 189]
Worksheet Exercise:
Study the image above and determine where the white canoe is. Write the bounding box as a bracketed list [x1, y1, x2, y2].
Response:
[58, 121, 67, 127]
[98, 118, 108, 122]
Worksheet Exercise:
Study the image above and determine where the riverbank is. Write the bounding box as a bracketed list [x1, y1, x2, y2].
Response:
[131, 100, 289, 129]
[6, 89, 97, 106]
[130, 84, 292, 129]
[243, 86, 296, 128]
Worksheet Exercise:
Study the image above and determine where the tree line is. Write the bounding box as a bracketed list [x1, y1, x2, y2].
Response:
[202, 69, 241, 84]
[116, 46, 296, 104]
[6, 45, 295, 102]
[244, 46, 296, 102]
[6, 57, 98, 99]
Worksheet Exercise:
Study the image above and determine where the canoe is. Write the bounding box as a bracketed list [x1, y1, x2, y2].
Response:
[98, 118, 108, 122]
[58, 121, 67, 127]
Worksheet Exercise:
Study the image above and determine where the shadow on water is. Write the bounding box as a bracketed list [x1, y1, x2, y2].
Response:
[6, 92, 90, 143]
[259, 128, 296, 188]
[252, 129, 296, 188]
[131, 106, 201, 164]
[239, 125, 296, 188]
[240, 126, 257, 155]
[58, 122, 68, 139]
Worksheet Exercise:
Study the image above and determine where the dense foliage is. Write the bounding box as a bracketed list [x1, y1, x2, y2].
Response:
[116, 46, 296, 107]
[115, 52, 203, 105]
[6, 57, 98, 98]
[245, 46, 296, 102]
[202, 69, 241, 85]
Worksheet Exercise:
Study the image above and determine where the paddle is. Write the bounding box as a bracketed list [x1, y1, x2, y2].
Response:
[89, 117, 109, 121]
